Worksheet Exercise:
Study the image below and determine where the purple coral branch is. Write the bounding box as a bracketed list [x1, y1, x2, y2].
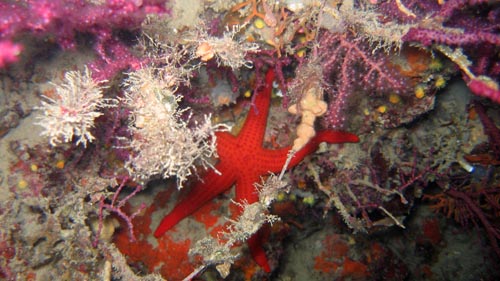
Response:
[446, 187, 500, 257]
[318, 32, 407, 128]
[395, 1, 500, 104]
[473, 101, 500, 159]
[93, 177, 145, 247]
[438, 0, 493, 19]
[246, 50, 291, 105]
[403, 28, 500, 47]
[401, 0, 500, 46]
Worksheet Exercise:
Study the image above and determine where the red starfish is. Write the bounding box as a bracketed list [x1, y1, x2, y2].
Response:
[154, 69, 359, 272]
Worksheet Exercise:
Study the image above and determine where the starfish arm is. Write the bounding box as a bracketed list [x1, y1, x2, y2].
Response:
[215, 131, 239, 159]
[237, 70, 275, 146]
[248, 230, 271, 272]
[257, 130, 360, 172]
[255, 147, 293, 173]
[234, 176, 262, 204]
[292, 130, 359, 165]
[154, 162, 237, 238]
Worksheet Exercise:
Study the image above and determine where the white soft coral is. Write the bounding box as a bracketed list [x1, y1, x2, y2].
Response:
[123, 66, 229, 188]
[36, 67, 116, 147]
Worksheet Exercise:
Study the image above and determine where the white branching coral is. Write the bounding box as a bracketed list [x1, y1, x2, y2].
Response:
[123, 66, 228, 188]
[226, 200, 280, 242]
[36, 67, 116, 147]
[318, 0, 411, 51]
[195, 25, 260, 70]
[188, 174, 287, 278]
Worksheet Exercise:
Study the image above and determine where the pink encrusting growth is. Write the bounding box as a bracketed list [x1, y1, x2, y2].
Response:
[0, 0, 168, 76]
[0, 40, 22, 67]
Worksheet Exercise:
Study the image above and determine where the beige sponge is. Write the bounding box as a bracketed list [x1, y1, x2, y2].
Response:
[288, 86, 327, 151]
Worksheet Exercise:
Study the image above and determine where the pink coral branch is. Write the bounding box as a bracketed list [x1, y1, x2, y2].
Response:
[88, 39, 143, 80]
[0, 0, 167, 45]
[468, 79, 500, 104]
[473, 101, 500, 158]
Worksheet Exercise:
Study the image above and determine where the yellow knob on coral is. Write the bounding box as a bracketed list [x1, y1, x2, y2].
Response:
[296, 48, 306, 58]
[435, 76, 446, 89]
[55, 160, 65, 169]
[303, 196, 315, 206]
[429, 58, 443, 71]
[415, 85, 426, 99]
[254, 18, 266, 29]
[377, 105, 387, 113]
[17, 179, 28, 189]
[389, 93, 401, 104]
[244, 89, 252, 98]
[276, 192, 287, 202]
